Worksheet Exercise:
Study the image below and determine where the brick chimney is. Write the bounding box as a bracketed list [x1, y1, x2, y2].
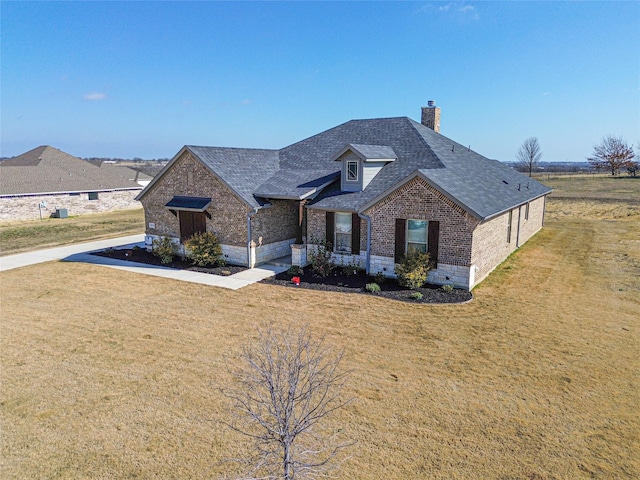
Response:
[421, 100, 441, 133]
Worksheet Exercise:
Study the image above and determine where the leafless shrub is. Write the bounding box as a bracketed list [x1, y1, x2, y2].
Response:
[222, 324, 353, 479]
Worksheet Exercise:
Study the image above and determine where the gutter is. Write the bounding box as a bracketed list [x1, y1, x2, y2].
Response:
[358, 212, 372, 274]
[247, 207, 259, 268]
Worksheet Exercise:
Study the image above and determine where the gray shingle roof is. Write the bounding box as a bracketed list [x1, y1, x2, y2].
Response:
[0, 146, 143, 196]
[305, 118, 551, 219]
[139, 116, 551, 219]
[333, 144, 397, 162]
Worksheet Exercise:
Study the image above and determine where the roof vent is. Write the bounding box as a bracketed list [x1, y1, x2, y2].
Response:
[427, 100, 436, 107]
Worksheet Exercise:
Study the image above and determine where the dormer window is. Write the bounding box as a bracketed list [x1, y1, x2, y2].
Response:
[346, 160, 358, 181]
[332, 143, 397, 192]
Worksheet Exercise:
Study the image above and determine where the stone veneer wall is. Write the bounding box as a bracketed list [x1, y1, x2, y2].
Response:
[0, 190, 141, 221]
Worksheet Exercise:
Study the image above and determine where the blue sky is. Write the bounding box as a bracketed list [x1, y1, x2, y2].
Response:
[2, 1, 638, 161]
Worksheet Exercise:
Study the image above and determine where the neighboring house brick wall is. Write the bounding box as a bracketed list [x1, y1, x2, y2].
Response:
[140, 151, 250, 246]
[364, 177, 479, 266]
[0, 190, 140, 221]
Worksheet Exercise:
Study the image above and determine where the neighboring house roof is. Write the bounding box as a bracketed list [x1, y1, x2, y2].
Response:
[137, 116, 551, 220]
[86, 160, 154, 186]
[0, 146, 143, 196]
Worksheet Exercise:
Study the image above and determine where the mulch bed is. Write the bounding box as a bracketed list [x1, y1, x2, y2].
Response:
[92, 247, 247, 276]
[261, 265, 472, 304]
[93, 248, 471, 304]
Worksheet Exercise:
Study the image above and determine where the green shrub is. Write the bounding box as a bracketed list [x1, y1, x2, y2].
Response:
[309, 238, 335, 278]
[395, 251, 431, 290]
[287, 265, 304, 275]
[410, 291, 423, 300]
[374, 272, 386, 285]
[365, 283, 381, 293]
[341, 259, 362, 277]
[152, 236, 177, 264]
[184, 231, 225, 267]
[441, 284, 454, 293]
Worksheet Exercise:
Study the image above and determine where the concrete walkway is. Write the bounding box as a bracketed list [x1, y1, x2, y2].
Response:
[0, 234, 289, 290]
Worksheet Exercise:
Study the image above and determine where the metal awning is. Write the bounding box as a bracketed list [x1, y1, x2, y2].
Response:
[164, 196, 211, 212]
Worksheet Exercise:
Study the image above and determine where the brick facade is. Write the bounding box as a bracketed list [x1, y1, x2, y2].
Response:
[140, 151, 299, 267]
[470, 195, 545, 285]
[364, 177, 479, 265]
[0, 190, 141, 221]
[307, 178, 547, 290]
[140, 151, 250, 245]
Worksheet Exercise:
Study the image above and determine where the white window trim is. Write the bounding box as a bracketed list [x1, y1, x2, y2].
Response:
[346, 160, 359, 182]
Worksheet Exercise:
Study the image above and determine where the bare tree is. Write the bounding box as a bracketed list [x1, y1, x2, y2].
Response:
[587, 135, 635, 176]
[224, 325, 352, 480]
[516, 137, 543, 177]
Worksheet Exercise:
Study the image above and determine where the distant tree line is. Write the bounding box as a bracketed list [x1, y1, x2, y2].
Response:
[511, 135, 638, 177]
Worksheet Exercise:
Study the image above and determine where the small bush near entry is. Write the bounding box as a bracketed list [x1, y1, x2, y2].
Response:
[152, 236, 178, 264]
[395, 251, 431, 290]
[184, 232, 225, 267]
[309, 238, 335, 278]
[365, 283, 381, 293]
[442, 284, 454, 293]
[287, 265, 304, 276]
[410, 291, 423, 300]
[374, 272, 386, 284]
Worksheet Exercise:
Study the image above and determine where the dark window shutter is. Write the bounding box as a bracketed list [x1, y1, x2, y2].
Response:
[351, 213, 361, 254]
[428, 220, 440, 266]
[325, 211, 335, 249]
[394, 218, 406, 263]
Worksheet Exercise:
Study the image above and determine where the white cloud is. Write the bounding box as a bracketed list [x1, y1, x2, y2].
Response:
[541, 92, 552, 97]
[83, 92, 106, 101]
[417, 2, 479, 20]
[458, 4, 479, 20]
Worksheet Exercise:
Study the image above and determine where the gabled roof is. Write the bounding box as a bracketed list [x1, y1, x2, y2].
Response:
[0, 146, 143, 196]
[332, 144, 397, 162]
[136, 116, 551, 219]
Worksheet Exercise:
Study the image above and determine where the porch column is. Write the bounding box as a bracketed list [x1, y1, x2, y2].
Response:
[296, 200, 307, 244]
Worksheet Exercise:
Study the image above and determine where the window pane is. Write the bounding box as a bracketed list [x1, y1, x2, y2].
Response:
[335, 212, 352, 233]
[335, 233, 351, 253]
[407, 220, 427, 243]
[347, 161, 358, 181]
[407, 242, 427, 255]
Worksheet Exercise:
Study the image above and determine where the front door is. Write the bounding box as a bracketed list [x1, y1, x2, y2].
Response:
[179, 211, 206, 242]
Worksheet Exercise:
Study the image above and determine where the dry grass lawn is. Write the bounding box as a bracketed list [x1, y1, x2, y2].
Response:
[1, 176, 638, 479]
[0, 209, 144, 256]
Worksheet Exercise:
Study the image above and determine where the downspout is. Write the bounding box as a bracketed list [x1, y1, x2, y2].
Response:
[247, 207, 259, 268]
[358, 212, 372, 274]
